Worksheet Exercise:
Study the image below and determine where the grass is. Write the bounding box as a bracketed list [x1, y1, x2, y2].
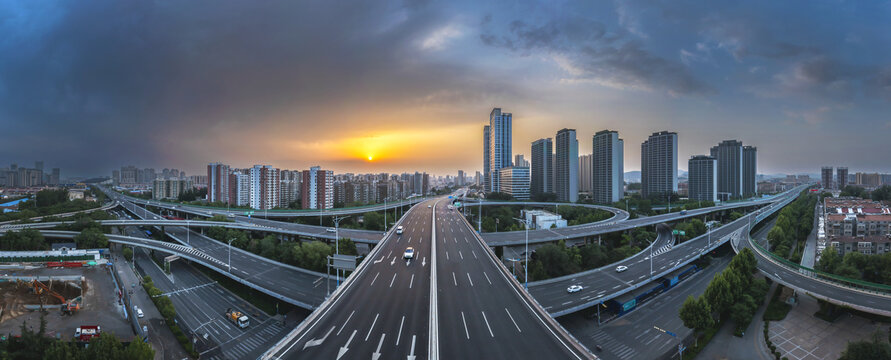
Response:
[763, 285, 793, 321]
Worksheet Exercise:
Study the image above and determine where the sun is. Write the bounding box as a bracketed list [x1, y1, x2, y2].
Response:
[367, 155, 374, 161]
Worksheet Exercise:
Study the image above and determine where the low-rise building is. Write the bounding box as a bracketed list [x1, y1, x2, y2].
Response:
[824, 197, 891, 255]
[521, 209, 567, 230]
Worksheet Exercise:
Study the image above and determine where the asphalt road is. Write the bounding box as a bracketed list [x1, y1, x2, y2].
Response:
[265, 199, 434, 359]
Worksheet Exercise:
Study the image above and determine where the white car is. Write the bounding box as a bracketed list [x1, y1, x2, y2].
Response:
[396, 226, 404, 235]
[615, 265, 628, 273]
[326, 228, 336, 233]
[134, 305, 144, 318]
[403, 247, 415, 259]
[428, 205, 432, 208]
[567, 285, 583, 293]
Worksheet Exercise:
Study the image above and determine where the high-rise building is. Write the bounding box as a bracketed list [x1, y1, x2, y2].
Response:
[578, 154, 593, 194]
[249, 165, 280, 210]
[555, 128, 579, 202]
[530, 138, 554, 197]
[207, 162, 230, 204]
[641, 131, 678, 199]
[499, 166, 531, 200]
[301, 166, 334, 209]
[743, 146, 757, 197]
[822, 167, 834, 189]
[280, 170, 302, 208]
[120, 166, 138, 185]
[35, 161, 44, 172]
[513, 154, 529, 168]
[710, 140, 743, 200]
[152, 178, 193, 200]
[855, 173, 882, 187]
[483, 125, 491, 191]
[838, 167, 849, 190]
[487, 108, 512, 193]
[50, 168, 60, 185]
[592, 130, 624, 204]
[688, 155, 717, 202]
[228, 170, 250, 207]
[457, 170, 465, 186]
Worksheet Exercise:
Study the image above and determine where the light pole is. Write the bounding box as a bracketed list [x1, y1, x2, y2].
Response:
[333, 215, 350, 288]
[495, 218, 499, 233]
[186, 219, 190, 246]
[513, 217, 530, 289]
[228, 238, 236, 273]
[653, 325, 684, 359]
[384, 199, 387, 232]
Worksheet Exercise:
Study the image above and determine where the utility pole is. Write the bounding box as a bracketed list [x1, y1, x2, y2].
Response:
[333, 215, 350, 288]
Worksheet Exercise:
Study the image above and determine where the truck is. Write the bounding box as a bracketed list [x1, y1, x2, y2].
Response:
[75, 325, 101, 342]
[225, 308, 250, 329]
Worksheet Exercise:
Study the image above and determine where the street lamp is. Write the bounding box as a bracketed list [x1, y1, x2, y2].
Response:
[186, 219, 190, 246]
[653, 325, 684, 359]
[333, 215, 350, 287]
[228, 238, 236, 273]
[513, 217, 530, 289]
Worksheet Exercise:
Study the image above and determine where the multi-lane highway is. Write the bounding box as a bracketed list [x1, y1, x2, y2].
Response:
[264, 198, 435, 359]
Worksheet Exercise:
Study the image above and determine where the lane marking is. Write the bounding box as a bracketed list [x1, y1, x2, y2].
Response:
[459, 251, 464, 260]
[466, 273, 474, 287]
[370, 272, 380, 286]
[409, 274, 415, 289]
[452, 272, 457, 286]
[372, 333, 386, 359]
[483, 272, 492, 285]
[446, 251, 449, 261]
[390, 273, 398, 288]
[461, 311, 470, 340]
[365, 313, 380, 341]
[505, 308, 521, 333]
[303, 326, 335, 349]
[336, 330, 357, 360]
[481, 311, 494, 337]
[337, 310, 356, 336]
[396, 316, 405, 346]
[471, 250, 477, 259]
[409, 335, 417, 360]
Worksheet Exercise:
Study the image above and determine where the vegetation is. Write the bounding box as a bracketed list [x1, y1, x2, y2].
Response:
[204, 227, 357, 273]
[142, 276, 197, 357]
[0, 315, 153, 359]
[762, 285, 792, 321]
[177, 187, 207, 202]
[0, 224, 108, 251]
[839, 332, 891, 360]
[673, 219, 708, 243]
[484, 192, 513, 201]
[122, 247, 133, 261]
[194, 264, 294, 316]
[0, 189, 102, 223]
[680, 248, 767, 337]
[526, 231, 649, 281]
[765, 192, 816, 262]
[817, 246, 891, 285]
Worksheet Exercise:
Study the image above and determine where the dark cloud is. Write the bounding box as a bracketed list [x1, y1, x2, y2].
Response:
[480, 18, 711, 95]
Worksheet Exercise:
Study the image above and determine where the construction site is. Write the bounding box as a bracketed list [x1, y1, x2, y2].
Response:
[0, 266, 132, 340]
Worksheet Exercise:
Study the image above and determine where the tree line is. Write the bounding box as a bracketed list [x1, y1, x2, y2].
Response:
[526, 229, 652, 281]
[205, 227, 357, 273]
[679, 248, 768, 337]
[840, 185, 891, 202]
[0, 315, 152, 359]
[765, 192, 816, 263]
[0, 189, 101, 223]
[142, 276, 197, 357]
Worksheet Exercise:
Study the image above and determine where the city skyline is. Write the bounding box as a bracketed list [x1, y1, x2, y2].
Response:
[1, 1, 889, 177]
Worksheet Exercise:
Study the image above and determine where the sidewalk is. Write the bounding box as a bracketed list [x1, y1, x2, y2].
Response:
[112, 244, 189, 360]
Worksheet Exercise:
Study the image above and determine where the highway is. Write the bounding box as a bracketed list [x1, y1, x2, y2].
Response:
[264, 198, 434, 359]
[525, 185, 807, 317]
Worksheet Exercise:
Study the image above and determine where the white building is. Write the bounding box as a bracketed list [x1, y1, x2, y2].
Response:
[522, 209, 567, 230]
[249, 165, 280, 210]
[499, 166, 530, 200]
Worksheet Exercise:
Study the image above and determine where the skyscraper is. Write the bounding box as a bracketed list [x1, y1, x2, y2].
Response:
[688, 155, 717, 202]
[821, 166, 834, 189]
[710, 140, 743, 200]
[592, 130, 624, 204]
[487, 108, 512, 193]
[302, 166, 334, 209]
[578, 154, 593, 194]
[513, 154, 529, 167]
[228, 170, 250, 207]
[530, 138, 553, 197]
[555, 128, 579, 202]
[837, 167, 848, 190]
[457, 170, 465, 186]
[483, 125, 491, 191]
[207, 162, 230, 204]
[249, 165, 280, 210]
[743, 146, 757, 197]
[499, 166, 531, 200]
[641, 131, 678, 199]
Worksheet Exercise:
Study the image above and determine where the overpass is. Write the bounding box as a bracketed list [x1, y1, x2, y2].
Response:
[100, 185, 426, 218]
[36, 230, 333, 310]
[523, 184, 808, 317]
[0, 202, 117, 226]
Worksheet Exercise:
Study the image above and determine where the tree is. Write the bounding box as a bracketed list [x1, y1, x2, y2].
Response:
[363, 211, 385, 231]
[123, 337, 155, 360]
[83, 333, 125, 359]
[704, 272, 734, 315]
[729, 295, 756, 331]
[679, 295, 713, 333]
[766, 226, 786, 251]
[839, 333, 891, 360]
[74, 228, 109, 249]
[122, 247, 133, 262]
[817, 246, 842, 273]
[871, 186, 891, 202]
[337, 238, 358, 256]
[729, 211, 743, 221]
[485, 192, 513, 201]
[299, 241, 333, 272]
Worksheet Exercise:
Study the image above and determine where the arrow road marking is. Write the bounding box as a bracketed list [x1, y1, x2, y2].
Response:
[391, 257, 396, 266]
[337, 330, 357, 360]
[422, 257, 426, 267]
[372, 333, 386, 360]
[408, 335, 417, 360]
[303, 326, 335, 349]
[374, 257, 384, 264]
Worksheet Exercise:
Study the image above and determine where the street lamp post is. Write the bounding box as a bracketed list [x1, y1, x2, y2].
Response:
[513, 217, 530, 289]
[653, 325, 684, 359]
[186, 219, 190, 246]
[333, 215, 350, 288]
[228, 238, 236, 273]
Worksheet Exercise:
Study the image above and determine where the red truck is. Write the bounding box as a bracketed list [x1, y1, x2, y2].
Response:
[75, 325, 100, 341]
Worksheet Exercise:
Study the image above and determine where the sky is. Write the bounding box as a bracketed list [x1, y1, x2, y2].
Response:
[1, 0, 889, 178]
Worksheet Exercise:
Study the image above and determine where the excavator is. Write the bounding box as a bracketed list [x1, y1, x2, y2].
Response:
[23, 279, 80, 315]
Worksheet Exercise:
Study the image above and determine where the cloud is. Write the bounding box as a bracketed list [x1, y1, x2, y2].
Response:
[421, 23, 464, 50]
[480, 18, 711, 95]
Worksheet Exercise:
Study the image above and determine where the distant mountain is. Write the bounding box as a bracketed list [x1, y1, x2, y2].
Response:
[624, 171, 641, 183]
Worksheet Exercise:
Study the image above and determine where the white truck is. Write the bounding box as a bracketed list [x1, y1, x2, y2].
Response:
[225, 308, 250, 329]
